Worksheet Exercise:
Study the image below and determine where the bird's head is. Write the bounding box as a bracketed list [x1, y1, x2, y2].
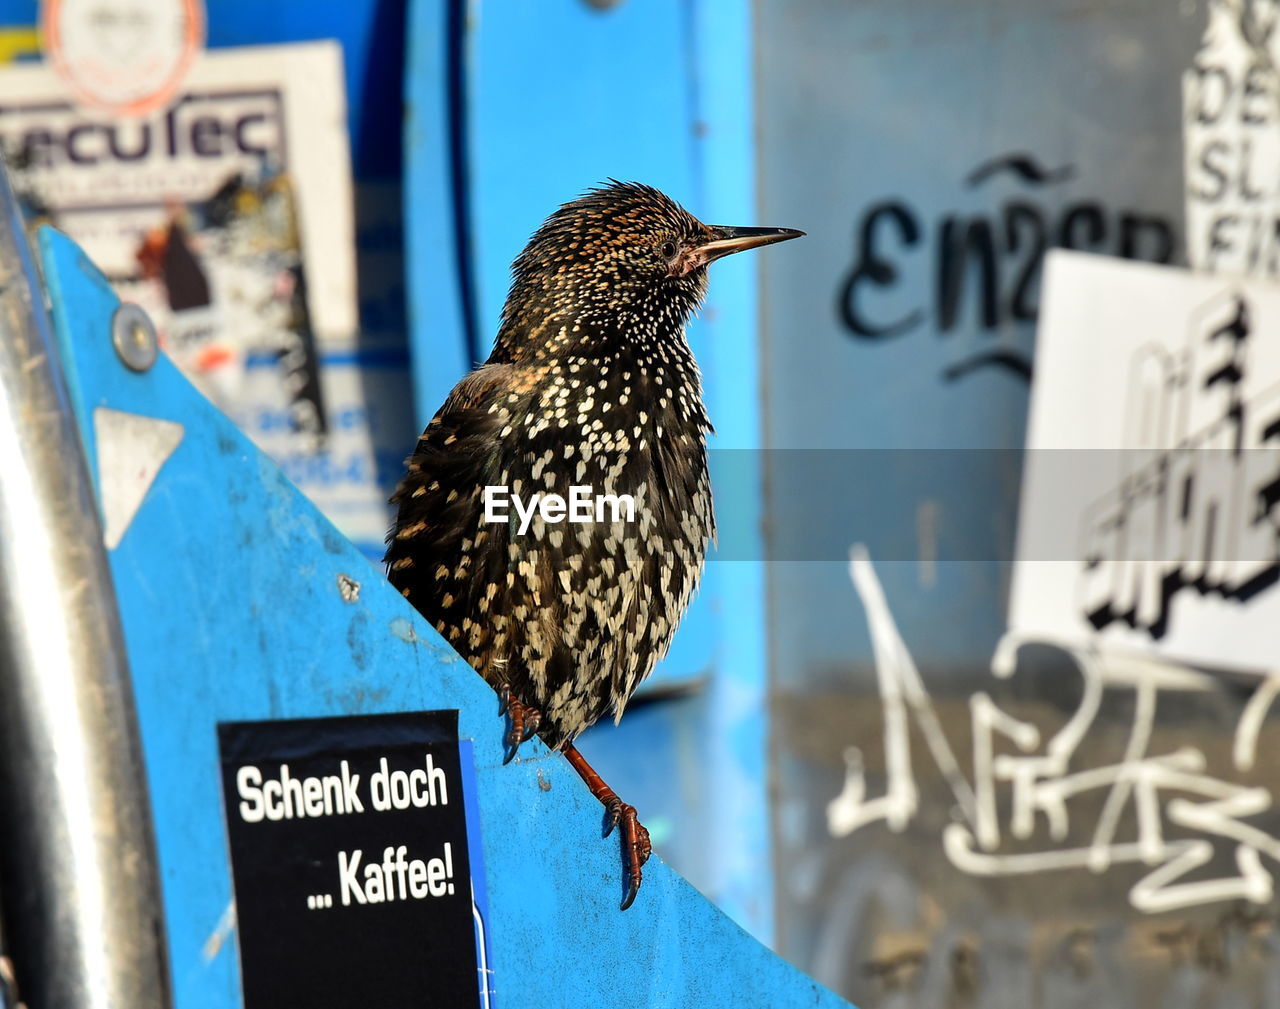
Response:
[494, 180, 802, 358]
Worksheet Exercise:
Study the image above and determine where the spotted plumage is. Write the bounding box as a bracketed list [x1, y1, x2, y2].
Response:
[385, 181, 801, 907]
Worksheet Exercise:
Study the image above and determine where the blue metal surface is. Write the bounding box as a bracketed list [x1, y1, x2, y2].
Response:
[404, 0, 473, 421]
[40, 225, 849, 1008]
[404, 0, 774, 940]
[0, 0, 776, 953]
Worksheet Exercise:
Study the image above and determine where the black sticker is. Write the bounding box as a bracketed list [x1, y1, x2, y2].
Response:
[218, 711, 483, 1008]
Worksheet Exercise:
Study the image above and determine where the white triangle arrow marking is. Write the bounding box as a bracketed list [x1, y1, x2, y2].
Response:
[94, 407, 185, 550]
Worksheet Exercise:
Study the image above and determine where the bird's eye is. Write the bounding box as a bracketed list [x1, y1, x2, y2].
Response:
[661, 240, 677, 259]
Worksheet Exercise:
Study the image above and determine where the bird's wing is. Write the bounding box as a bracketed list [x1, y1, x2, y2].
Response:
[385, 364, 591, 715]
[605, 419, 714, 714]
[385, 363, 711, 745]
[384, 363, 518, 652]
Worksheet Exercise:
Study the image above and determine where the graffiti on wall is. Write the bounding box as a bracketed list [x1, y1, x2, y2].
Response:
[835, 153, 1177, 382]
[829, 546, 1280, 915]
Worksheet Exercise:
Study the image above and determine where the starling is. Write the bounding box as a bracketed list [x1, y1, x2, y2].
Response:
[386, 181, 801, 908]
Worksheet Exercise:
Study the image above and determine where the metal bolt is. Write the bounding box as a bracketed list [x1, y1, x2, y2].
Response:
[111, 303, 158, 372]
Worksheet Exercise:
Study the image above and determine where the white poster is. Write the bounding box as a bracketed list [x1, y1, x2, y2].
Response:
[0, 42, 403, 553]
[1184, 0, 1280, 279]
[1010, 249, 1280, 673]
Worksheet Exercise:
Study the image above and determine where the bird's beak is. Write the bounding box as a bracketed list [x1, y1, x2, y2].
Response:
[696, 224, 805, 264]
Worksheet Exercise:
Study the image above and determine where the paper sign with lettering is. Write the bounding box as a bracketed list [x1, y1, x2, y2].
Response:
[0, 43, 414, 558]
[218, 711, 491, 1008]
[1010, 249, 1280, 673]
[1183, 0, 1280, 280]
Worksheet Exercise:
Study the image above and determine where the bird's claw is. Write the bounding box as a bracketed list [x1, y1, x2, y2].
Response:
[500, 690, 542, 764]
[621, 877, 641, 913]
[510, 710, 541, 744]
[497, 683, 511, 717]
[606, 800, 651, 911]
[561, 745, 652, 910]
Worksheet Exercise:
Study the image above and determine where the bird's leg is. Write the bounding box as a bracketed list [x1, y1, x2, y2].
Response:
[562, 743, 652, 910]
[497, 682, 542, 763]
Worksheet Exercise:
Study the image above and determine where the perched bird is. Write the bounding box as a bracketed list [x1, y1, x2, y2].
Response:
[386, 181, 801, 908]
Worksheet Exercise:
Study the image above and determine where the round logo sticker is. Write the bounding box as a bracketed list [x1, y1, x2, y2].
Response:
[42, 0, 205, 116]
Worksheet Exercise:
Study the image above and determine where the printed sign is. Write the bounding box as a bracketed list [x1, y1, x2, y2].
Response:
[0, 43, 410, 556]
[1184, 0, 1280, 278]
[1010, 249, 1280, 672]
[218, 712, 489, 1008]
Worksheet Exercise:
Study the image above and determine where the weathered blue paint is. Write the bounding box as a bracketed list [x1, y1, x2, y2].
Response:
[40, 225, 850, 1008]
[685, 0, 772, 942]
[403, 0, 774, 940]
[404, 0, 475, 423]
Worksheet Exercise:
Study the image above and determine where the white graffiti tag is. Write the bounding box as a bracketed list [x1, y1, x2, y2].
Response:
[828, 545, 1280, 914]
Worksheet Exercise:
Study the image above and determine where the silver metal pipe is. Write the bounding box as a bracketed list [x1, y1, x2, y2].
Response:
[1, 912, 25, 1009]
[0, 164, 170, 1006]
